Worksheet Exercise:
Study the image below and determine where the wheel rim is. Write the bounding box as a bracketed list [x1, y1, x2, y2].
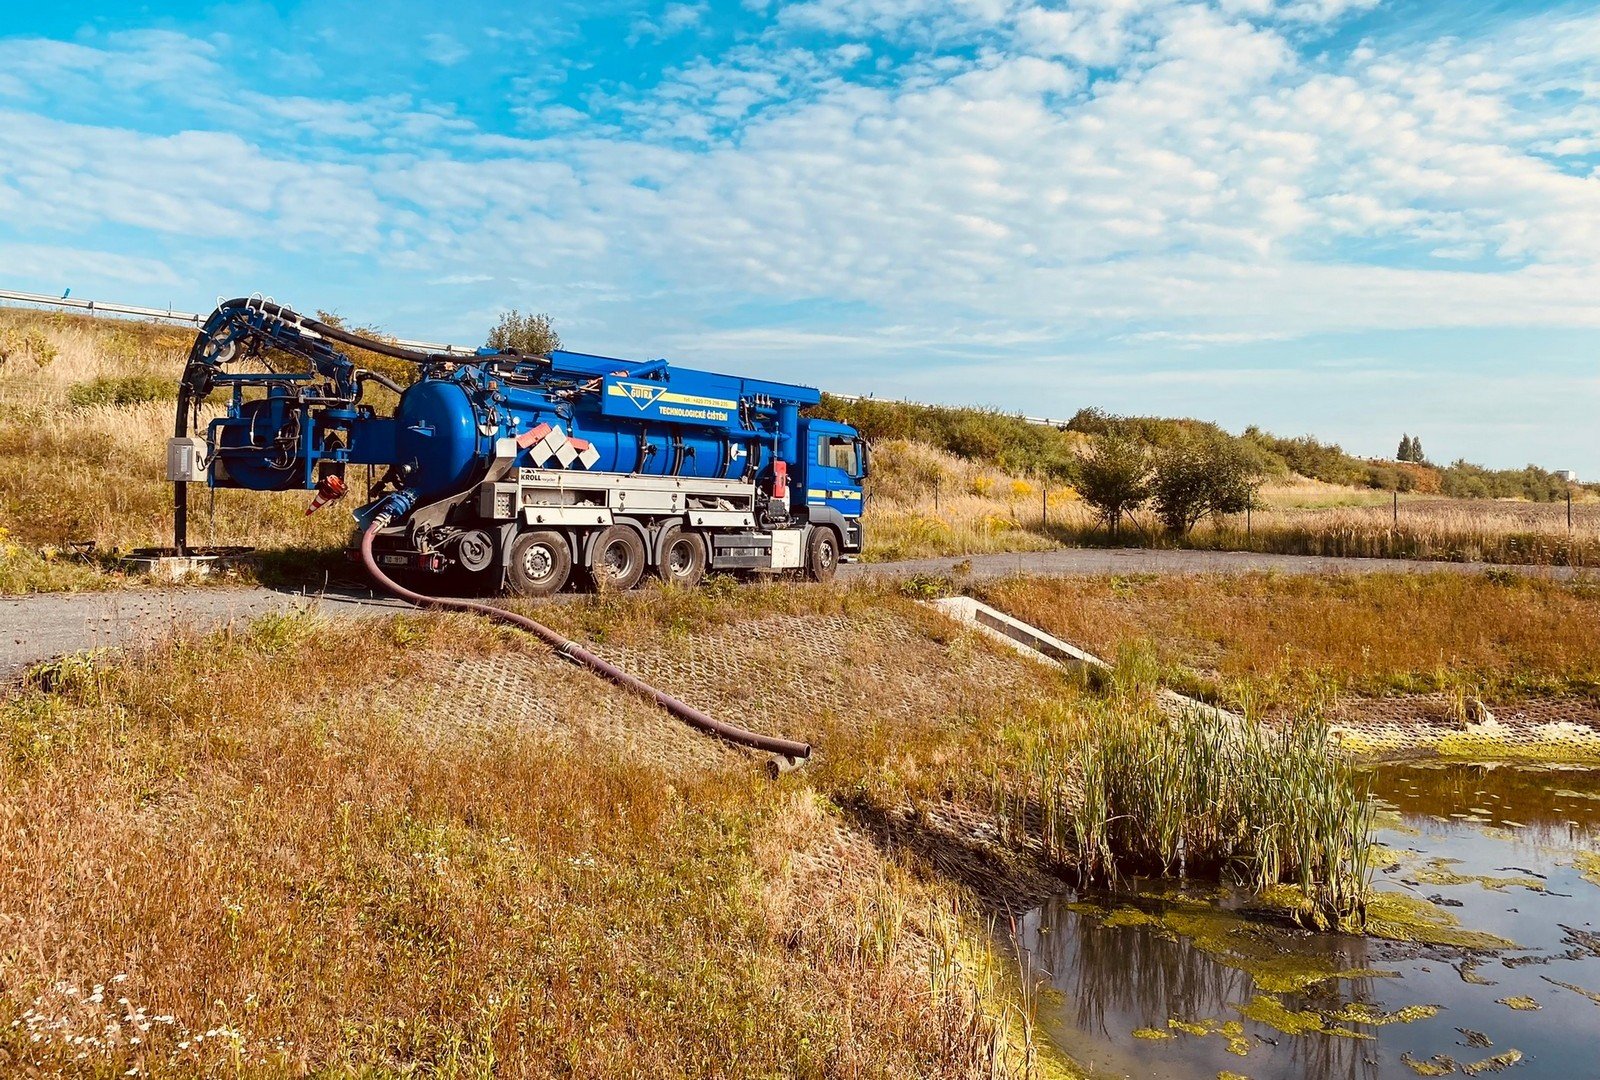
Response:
[820, 538, 836, 569]
[458, 532, 493, 572]
[522, 543, 554, 583]
[603, 540, 632, 578]
[668, 539, 694, 576]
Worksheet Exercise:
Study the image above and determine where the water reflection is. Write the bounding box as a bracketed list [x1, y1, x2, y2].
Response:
[1018, 894, 1382, 1080]
[1017, 762, 1600, 1080]
[1371, 760, 1600, 849]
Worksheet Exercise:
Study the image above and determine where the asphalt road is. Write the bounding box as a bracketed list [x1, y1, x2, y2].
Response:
[0, 547, 1578, 681]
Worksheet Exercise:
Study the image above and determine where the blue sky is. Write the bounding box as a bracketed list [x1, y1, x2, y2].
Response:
[2, 0, 1597, 474]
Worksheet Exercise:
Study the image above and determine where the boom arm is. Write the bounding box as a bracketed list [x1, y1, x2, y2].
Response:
[172, 297, 499, 552]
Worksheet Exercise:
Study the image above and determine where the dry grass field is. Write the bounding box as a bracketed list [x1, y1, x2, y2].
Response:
[866, 438, 1600, 565]
[0, 583, 1082, 1078]
[974, 571, 1600, 709]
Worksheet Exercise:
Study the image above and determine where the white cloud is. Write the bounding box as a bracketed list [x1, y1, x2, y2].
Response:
[0, 242, 182, 287]
[422, 33, 469, 66]
[629, 2, 711, 44]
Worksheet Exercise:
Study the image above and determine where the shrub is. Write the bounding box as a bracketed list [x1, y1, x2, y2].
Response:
[1244, 427, 1365, 486]
[486, 309, 561, 355]
[1439, 459, 1577, 502]
[1151, 435, 1261, 535]
[66, 375, 173, 408]
[0, 330, 57, 370]
[1076, 432, 1152, 536]
[816, 395, 1080, 480]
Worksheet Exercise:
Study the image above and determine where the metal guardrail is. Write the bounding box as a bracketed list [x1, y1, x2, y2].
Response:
[0, 287, 1071, 428]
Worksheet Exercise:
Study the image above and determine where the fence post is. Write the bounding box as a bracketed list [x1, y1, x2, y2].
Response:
[1570, 491, 1574, 532]
[1393, 490, 1399, 528]
[1246, 503, 1251, 538]
[1041, 485, 1048, 527]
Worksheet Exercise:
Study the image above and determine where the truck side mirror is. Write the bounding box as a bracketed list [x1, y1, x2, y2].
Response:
[857, 440, 869, 479]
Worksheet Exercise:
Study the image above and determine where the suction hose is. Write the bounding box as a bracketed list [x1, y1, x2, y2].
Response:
[359, 518, 812, 765]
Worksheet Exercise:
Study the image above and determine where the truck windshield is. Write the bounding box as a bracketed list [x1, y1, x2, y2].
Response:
[820, 436, 859, 477]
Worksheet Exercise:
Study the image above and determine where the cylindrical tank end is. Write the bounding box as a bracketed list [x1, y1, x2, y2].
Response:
[776, 402, 800, 463]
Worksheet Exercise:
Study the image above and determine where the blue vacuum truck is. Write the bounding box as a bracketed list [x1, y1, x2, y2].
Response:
[168, 297, 867, 597]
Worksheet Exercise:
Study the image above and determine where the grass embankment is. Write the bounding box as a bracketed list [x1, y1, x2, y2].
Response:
[973, 571, 1600, 710]
[2, 583, 1094, 1078]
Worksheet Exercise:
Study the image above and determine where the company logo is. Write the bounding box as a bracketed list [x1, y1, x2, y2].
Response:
[622, 382, 667, 411]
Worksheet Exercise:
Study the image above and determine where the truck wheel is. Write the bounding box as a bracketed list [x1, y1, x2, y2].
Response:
[655, 525, 706, 588]
[805, 526, 839, 583]
[585, 525, 646, 591]
[507, 530, 571, 597]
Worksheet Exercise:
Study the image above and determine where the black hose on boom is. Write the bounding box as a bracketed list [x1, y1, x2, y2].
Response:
[216, 297, 447, 364]
[358, 518, 812, 765]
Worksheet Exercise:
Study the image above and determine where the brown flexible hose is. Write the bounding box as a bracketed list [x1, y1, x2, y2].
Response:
[359, 520, 812, 763]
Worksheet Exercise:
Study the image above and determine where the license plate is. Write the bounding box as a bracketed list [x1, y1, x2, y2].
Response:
[380, 554, 409, 566]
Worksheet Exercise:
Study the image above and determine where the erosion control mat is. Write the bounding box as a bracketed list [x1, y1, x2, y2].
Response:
[402, 608, 1050, 774]
[1329, 695, 1600, 761]
[397, 606, 1070, 912]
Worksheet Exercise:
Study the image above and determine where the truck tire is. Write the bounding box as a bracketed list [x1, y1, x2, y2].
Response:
[805, 526, 839, 583]
[655, 524, 706, 588]
[585, 525, 647, 591]
[507, 530, 571, 597]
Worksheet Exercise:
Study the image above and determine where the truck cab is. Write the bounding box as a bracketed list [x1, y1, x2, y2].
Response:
[796, 418, 867, 557]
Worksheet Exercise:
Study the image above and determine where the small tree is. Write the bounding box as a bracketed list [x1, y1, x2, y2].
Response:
[1397, 434, 1413, 462]
[1151, 435, 1261, 535]
[1410, 437, 1424, 464]
[1076, 431, 1152, 536]
[486, 309, 561, 354]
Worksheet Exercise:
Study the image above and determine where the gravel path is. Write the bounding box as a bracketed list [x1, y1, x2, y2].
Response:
[0, 547, 1579, 680]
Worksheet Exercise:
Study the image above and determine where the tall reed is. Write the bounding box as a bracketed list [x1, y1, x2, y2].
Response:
[1001, 705, 1374, 930]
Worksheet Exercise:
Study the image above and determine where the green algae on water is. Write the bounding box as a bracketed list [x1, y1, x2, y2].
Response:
[1408, 859, 1545, 892]
[1574, 851, 1600, 888]
[1164, 1016, 1251, 1056]
[1400, 1052, 1459, 1076]
[1363, 892, 1518, 950]
[1131, 1026, 1172, 1040]
[1494, 995, 1541, 1011]
[1327, 1001, 1441, 1026]
[1070, 898, 1394, 994]
[1234, 996, 1368, 1039]
[1461, 1048, 1524, 1075]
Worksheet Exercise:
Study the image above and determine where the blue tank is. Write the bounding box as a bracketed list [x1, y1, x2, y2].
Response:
[386, 349, 818, 500]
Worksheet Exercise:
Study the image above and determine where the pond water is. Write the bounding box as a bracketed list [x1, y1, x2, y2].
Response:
[1016, 762, 1600, 1079]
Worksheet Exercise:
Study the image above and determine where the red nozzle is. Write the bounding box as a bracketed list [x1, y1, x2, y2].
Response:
[306, 474, 348, 515]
